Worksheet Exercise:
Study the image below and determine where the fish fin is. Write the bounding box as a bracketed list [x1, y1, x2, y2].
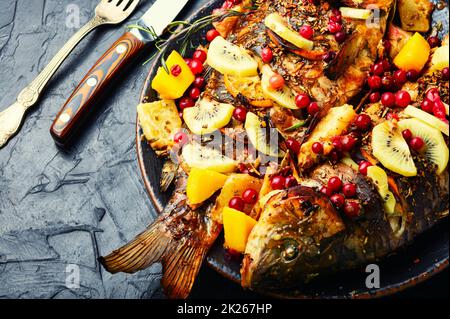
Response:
[99, 218, 208, 299]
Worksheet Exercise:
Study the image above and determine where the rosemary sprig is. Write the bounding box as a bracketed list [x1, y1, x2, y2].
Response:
[128, 7, 257, 72]
[284, 121, 307, 132]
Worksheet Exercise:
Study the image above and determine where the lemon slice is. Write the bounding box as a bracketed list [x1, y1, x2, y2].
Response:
[339, 7, 373, 20]
[206, 36, 258, 77]
[261, 65, 297, 109]
[367, 166, 397, 214]
[264, 13, 314, 50]
[245, 112, 285, 157]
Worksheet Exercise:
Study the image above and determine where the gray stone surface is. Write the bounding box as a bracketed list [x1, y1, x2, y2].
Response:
[0, 0, 206, 299]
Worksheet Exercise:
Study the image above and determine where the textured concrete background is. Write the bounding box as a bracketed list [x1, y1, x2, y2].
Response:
[0, 0, 447, 299]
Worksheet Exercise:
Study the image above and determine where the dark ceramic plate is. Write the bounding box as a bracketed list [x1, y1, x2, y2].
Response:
[136, 0, 449, 298]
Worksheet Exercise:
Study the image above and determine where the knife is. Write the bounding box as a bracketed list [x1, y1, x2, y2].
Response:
[50, 0, 189, 145]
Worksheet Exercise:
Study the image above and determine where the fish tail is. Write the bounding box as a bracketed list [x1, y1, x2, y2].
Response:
[99, 216, 209, 299]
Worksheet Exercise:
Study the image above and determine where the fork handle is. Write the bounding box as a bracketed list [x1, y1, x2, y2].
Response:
[50, 31, 145, 145]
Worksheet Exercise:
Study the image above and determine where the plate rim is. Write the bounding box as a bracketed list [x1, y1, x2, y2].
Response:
[135, 0, 449, 298]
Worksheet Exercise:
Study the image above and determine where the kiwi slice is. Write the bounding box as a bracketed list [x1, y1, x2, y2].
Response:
[206, 36, 258, 77]
[182, 142, 236, 173]
[372, 121, 417, 177]
[245, 112, 285, 158]
[183, 98, 234, 135]
[261, 65, 297, 109]
[398, 118, 449, 175]
[403, 105, 449, 136]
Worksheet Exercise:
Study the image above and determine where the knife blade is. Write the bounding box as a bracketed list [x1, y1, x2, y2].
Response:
[50, 0, 189, 145]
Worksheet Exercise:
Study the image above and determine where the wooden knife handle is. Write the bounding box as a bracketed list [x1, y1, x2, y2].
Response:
[50, 31, 145, 145]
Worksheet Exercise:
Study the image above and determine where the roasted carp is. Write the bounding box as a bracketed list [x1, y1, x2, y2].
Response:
[101, 0, 449, 298]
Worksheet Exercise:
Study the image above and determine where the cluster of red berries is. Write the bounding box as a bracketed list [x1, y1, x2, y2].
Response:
[320, 176, 361, 217]
[295, 93, 320, 115]
[175, 49, 208, 119]
[269, 167, 298, 190]
[328, 8, 346, 44]
[366, 59, 413, 110]
[421, 88, 448, 122]
[401, 129, 425, 152]
[228, 188, 259, 212]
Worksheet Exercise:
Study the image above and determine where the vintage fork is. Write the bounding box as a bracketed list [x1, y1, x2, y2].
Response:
[0, 0, 140, 148]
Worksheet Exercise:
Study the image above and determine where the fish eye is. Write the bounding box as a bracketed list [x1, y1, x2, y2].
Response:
[281, 239, 299, 262]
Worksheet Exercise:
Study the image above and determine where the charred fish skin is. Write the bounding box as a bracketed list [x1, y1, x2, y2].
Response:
[241, 186, 345, 290]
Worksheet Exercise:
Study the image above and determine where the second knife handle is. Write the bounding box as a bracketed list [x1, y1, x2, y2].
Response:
[50, 31, 145, 144]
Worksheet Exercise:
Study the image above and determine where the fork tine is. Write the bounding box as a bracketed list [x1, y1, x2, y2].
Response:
[122, 0, 139, 12]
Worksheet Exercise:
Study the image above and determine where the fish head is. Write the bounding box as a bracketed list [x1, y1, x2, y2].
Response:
[241, 186, 345, 290]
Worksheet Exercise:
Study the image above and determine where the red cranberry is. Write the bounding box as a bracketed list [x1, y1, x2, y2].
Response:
[184, 58, 193, 68]
[222, 1, 234, 9]
[193, 76, 205, 88]
[402, 129, 412, 141]
[228, 196, 245, 211]
[406, 69, 419, 82]
[189, 59, 204, 75]
[340, 135, 357, 151]
[433, 100, 447, 119]
[367, 75, 382, 89]
[270, 175, 286, 190]
[323, 51, 336, 63]
[285, 176, 298, 188]
[261, 47, 273, 63]
[307, 102, 320, 115]
[343, 201, 361, 218]
[189, 87, 201, 100]
[330, 13, 342, 23]
[332, 136, 343, 151]
[328, 21, 342, 34]
[193, 50, 207, 63]
[372, 62, 384, 76]
[233, 106, 247, 122]
[381, 92, 396, 108]
[299, 25, 314, 39]
[409, 137, 425, 151]
[269, 73, 285, 90]
[395, 90, 411, 108]
[369, 92, 381, 103]
[421, 99, 434, 113]
[206, 29, 220, 42]
[173, 131, 188, 146]
[328, 176, 342, 192]
[427, 36, 441, 48]
[381, 59, 391, 71]
[342, 183, 357, 198]
[334, 31, 346, 43]
[170, 64, 182, 77]
[320, 186, 333, 197]
[381, 75, 395, 91]
[358, 160, 372, 175]
[295, 93, 311, 109]
[330, 194, 345, 209]
[242, 188, 258, 205]
[386, 112, 399, 121]
[179, 97, 195, 110]
[426, 88, 440, 102]
[311, 142, 324, 154]
[286, 137, 301, 154]
[442, 67, 449, 80]
[354, 114, 372, 131]
[393, 69, 407, 85]
[229, 0, 242, 4]
[238, 163, 249, 174]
